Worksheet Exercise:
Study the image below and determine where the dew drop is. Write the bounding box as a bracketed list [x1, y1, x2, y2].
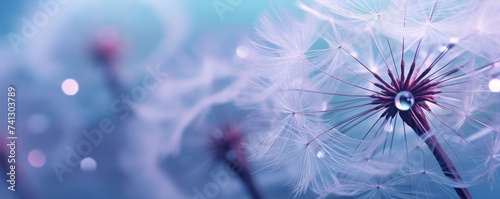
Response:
[316, 151, 325, 159]
[489, 78, 500, 92]
[321, 101, 328, 111]
[395, 91, 414, 111]
[351, 51, 358, 57]
[449, 37, 459, 44]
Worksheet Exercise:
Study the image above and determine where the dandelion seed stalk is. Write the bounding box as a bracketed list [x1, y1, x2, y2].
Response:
[209, 125, 263, 199]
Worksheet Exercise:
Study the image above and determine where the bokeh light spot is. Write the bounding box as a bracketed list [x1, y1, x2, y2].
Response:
[322, 101, 328, 111]
[489, 78, 500, 92]
[384, 123, 394, 132]
[80, 157, 97, 172]
[316, 151, 325, 159]
[62, 79, 79, 95]
[236, 46, 249, 58]
[28, 150, 46, 168]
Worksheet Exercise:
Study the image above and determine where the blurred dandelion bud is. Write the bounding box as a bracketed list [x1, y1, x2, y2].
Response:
[92, 28, 122, 67]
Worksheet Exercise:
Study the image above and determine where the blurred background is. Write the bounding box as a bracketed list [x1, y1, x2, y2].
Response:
[0, 1, 302, 199]
[0, 0, 499, 199]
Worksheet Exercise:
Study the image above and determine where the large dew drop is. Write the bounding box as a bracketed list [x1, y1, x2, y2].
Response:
[395, 91, 414, 111]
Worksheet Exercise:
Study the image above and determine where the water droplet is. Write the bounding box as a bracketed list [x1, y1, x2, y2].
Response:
[395, 91, 414, 111]
[370, 65, 379, 73]
[316, 151, 325, 159]
[449, 37, 459, 44]
[322, 101, 328, 111]
[351, 52, 358, 57]
[489, 78, 500, 92]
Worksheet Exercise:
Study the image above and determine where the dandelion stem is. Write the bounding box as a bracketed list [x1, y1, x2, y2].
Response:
[234, 159, 262, 199]
[415, 128, 472, 199]
[401, 109, 472, 199]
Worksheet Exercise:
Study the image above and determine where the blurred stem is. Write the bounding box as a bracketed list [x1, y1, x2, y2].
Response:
[414, 128, 472, 199]
[230, 148, 262, 199]
[236, 162, 262, 199]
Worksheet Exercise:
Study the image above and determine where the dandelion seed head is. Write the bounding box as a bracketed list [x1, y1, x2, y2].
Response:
[208, 125, 244, 164]
[248, 0, 500, 197]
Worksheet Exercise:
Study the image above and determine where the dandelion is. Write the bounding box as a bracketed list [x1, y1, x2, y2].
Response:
[141, 103, 264, 199]
[206, 114, 263, 199]
[248, 0, 500, 198]
[122, 32, 260, 198]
